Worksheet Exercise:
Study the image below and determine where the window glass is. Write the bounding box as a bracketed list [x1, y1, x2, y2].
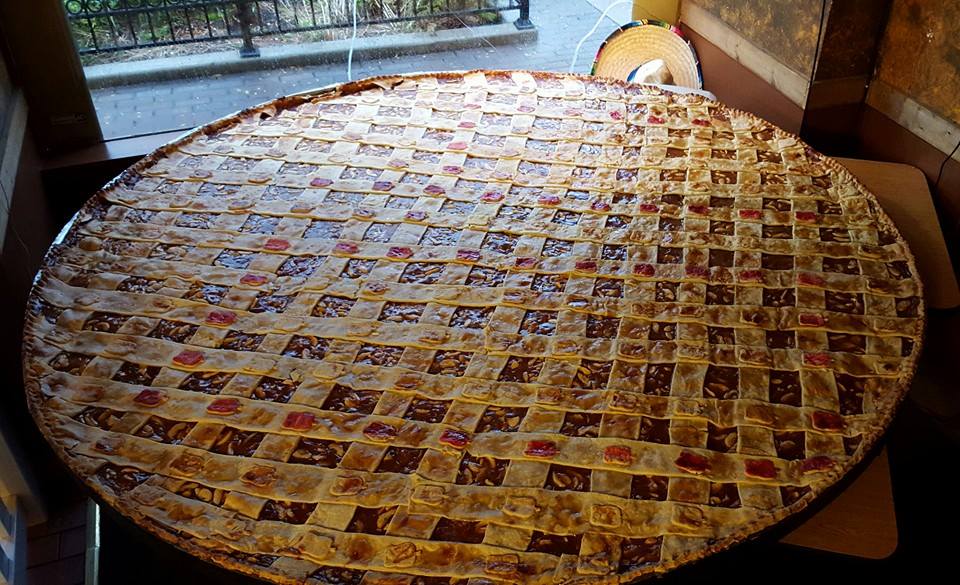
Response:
[62, 0, 631, 139]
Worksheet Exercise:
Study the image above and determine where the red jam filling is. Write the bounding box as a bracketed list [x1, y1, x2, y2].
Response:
[797, 273, 825, 287]
[456, 249, 480, 262]
[575, 260, 598, 273]
[799, 313, 826, 326]
[812, 411, 844, 431]
[283, 411, 316, 431]
[745, 459, 777, 479]
[264, 238, 290, 251]
[173, 350, 204, 366]
[603, 445, 633, 465]
[206, 310, 237, 326]
[515, 257, 537, 269]
[633, 263, 656, 277]
[801, 456, 834, 473]
[133, 389, 165, 407]
[363, 422, 398, 442]
[241, 465, 278, 487]
[387, 247, 414, 259]
[803, 352, 832, 367]
[675, 451, 710, 474]
[240, 273, 268, 286]
[207, 397, 240, 415]
[439, 429, 470, 449]
[334, 242, 359, 254]
[524, 440, 558, 458]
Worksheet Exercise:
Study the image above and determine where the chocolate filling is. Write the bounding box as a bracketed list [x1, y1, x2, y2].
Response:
[253, 377, 299, 403]
[211, 427, 264, 457]
[376, 447, 425, 474]
[283, 335, 329, 360]
[465, 266, 506, 287]
[498, 356, 544, 383]
[421, 227, 462, 246]
[180, 371, 234, 394]
[544, 464, 591, 491]
[476, 406, 527, 432]
[706, 423, 738, 452]
[593, 278, 624, 298]
[288, 438, 349, 467]
[773, 430, 805, 460]
[379, 302, 426, 323]
[259, 500, 317, 524]
[112, 361, 160, 385]
[323, 385, 382, 414]
[769, 370, 802, 406]
[403, 398, 450, 423]
[220, 331, 265, 352]
[340, 259, 376, 279]
[456, 454, 508, 486]
[643, 364, 675, 396]
[400, 262, 445, 285]
[481, 232, 519, 255]
[542, 238, 574, 257]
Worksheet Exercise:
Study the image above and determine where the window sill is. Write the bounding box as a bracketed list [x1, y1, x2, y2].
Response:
[41, 129, 191, 172]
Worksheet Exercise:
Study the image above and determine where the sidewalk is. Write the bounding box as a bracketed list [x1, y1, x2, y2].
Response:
[90, 0, 627, 139]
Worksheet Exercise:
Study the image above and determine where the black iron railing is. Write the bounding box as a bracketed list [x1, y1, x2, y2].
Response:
[63, 0, 531, 57]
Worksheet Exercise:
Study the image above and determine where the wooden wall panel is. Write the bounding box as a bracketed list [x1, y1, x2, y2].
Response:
[684, 0, 820, 75]
[874, 0, 960, 127]
[681, 26, 804, 133]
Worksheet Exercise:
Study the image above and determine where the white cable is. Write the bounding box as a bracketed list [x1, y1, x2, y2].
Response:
[347, 0, 359, 81]
[569, 0, 634, 74]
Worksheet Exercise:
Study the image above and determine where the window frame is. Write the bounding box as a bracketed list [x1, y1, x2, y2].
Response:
[1, 0, 102, 154]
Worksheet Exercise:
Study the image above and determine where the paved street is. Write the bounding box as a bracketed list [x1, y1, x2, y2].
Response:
[91, 0, 625, 138]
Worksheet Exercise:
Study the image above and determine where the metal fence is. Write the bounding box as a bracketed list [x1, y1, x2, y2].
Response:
[63, 0, 531, 57]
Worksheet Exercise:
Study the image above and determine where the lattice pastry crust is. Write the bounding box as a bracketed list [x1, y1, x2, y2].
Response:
[23, 71, 923, 585]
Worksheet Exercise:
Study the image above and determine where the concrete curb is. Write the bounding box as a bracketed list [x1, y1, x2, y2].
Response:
[84, 23, 537, 89]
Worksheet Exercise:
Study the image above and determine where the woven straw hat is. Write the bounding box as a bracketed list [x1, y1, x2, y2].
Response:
[591, 20, 703, 89]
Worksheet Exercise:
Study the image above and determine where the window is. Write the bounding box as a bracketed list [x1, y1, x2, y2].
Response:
[30, 1, 638, 144]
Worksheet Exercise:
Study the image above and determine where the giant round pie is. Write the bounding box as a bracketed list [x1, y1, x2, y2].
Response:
[23, 71, 923, 584]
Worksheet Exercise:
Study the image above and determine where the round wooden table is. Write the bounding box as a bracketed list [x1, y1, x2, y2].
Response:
[23, 70, 923, 584]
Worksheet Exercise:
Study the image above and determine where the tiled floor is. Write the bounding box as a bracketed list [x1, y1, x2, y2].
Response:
[90, 0, 624, 138]
[25, 498, 88, 585]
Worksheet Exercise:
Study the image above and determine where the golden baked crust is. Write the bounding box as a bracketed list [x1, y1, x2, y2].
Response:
[22, 70, 924, 584]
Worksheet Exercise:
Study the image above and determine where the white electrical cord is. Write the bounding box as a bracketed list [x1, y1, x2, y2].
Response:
[347, 0, 359, 81]
[569, 0, 634, 73]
